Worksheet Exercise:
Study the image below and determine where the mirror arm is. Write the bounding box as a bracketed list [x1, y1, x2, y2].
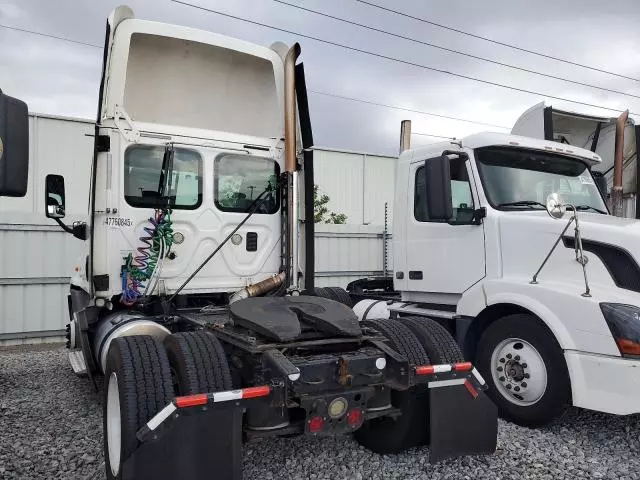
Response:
[54, 218, 87, 240]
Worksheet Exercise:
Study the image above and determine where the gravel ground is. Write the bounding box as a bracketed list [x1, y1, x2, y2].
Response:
[1, 344, 639, 480]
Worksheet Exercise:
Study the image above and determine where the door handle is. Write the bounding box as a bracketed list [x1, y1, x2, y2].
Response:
[409, 271, 423, 280]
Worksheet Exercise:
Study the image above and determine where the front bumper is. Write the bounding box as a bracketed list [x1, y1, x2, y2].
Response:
[566, 350, 640, 415]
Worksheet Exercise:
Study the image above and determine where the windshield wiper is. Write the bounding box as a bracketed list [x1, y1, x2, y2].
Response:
[574, 205, 607, 214]
[497, 200, 546, 209]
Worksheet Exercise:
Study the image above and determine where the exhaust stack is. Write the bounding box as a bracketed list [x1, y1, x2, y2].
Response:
[284, 44, 301, 290]
[612, 110, 629, 217]
[399, 120, 412, 154]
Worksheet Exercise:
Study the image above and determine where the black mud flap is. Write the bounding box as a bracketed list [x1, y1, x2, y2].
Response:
[122, 408, 243, 480]
[428, 382, 498, 463]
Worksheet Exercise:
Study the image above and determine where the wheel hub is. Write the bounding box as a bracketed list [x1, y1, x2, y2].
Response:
[490, 338, 547, 406]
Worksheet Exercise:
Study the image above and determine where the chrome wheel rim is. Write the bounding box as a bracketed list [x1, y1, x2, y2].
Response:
[106, 372, 122, 476]
[490, 338, 547, 406]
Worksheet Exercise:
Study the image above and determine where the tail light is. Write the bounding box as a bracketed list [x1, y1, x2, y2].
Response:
[308, 415, 325, 433]
[346, 408, 363, 429]
[600, 303, 640, 357]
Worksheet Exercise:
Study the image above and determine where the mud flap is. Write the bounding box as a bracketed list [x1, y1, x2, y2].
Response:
[428, 381, 498, 463]
[122, 407, 243, 480]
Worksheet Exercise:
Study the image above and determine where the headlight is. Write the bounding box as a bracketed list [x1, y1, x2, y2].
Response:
[600, 303, 640, 357]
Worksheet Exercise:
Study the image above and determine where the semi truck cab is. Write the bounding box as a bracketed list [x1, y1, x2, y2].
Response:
[355, 132, 640, 426]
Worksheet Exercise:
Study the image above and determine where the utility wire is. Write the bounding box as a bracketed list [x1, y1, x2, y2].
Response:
[309, 90, 510, 129]
[275, 0, 640, 100]
[172, 0, 638, 116]
[0, 20, 519, 129]
[413, 132, 457, 140]
[354, 0, 640, 83]
[0, 23, 101, 48]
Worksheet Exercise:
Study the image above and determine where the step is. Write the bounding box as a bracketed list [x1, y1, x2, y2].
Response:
[68, 350, 87, 377]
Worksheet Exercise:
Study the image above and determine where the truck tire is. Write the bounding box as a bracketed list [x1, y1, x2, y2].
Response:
[164, 331, 233, 395]
[103, 336, 173, 480]
[476, 314, 570, 427]
[312, 287, 353, 307]
[354, 319, 430, 453]
[400, 316, 465, 363]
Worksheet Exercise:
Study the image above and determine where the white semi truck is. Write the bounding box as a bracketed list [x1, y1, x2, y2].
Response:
[350, 131, 640, 427]
[44, 7, 498, 480]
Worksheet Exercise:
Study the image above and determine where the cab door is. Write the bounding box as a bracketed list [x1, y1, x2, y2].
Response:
[405, 152, 485, 296]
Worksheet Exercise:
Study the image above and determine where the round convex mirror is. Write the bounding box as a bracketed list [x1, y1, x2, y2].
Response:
[546, 193, 566, 219]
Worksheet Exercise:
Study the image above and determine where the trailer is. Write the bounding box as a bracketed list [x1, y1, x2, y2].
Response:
[43, 7, 497, 480]
[350, 123, 640, 428]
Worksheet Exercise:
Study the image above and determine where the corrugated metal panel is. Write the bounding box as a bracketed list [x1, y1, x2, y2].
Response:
[314, 224, 392, 288]
[363, 155, 396, 226]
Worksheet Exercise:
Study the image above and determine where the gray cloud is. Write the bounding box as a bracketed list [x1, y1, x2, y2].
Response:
[1, 0, 638, 155]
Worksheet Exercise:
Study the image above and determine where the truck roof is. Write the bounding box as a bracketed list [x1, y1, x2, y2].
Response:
[403, 131, 602, 166]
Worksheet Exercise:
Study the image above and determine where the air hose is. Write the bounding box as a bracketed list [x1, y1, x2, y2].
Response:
[120, 208, 174, 305]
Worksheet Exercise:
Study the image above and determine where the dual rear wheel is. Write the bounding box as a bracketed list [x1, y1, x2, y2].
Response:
[103, 331, 231, 480]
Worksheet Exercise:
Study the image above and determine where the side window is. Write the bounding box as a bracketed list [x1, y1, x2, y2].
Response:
[124, 145, 202, 209]
[215, 154, 279, 214]
[414, 157, 475, 222]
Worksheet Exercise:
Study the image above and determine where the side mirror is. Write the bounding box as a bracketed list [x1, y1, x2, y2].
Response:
[45, 174, 66, 218]
[0, 90, 29, 197]
[592, 171, 608, 197]
[424, 155, 453, 221]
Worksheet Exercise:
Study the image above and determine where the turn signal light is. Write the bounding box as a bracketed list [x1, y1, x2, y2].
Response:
[308, 415, 325, 433]
[346, 408, 363, 428]
[616, 338, 640, 356]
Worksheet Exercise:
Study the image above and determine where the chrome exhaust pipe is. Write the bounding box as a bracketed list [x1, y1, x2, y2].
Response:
[612, 110, 629, 217]
[284, 43, 301, 290]
[229, 272, 286, 304]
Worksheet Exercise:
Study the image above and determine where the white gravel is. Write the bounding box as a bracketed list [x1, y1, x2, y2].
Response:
[1, 344, 639, 480]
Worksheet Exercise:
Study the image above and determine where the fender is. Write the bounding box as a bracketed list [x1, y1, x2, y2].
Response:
[458, 281, 575, 351]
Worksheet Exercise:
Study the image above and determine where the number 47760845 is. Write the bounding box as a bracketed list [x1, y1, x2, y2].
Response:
[104, 217, 132, 227]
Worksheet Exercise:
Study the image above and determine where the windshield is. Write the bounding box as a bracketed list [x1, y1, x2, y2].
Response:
[475, 147, 607, 213]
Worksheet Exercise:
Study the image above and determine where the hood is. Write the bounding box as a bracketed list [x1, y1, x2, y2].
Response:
[497, 211, 640, 291]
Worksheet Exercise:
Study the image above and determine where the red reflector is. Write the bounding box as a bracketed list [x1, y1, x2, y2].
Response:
[346, 408, 363, 428]
[308, 415, 325, 433]
[464, 380, 479, 399]
[242, 385, 271, 399]
[415, 365, 435, 375]
[616, 338, 640, 356]
[453, 362, 473, 372]
[175, 393, 208, 408]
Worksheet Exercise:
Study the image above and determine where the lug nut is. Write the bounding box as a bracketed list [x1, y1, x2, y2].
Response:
[514, 355, 520, 361]
[522, 363, 527, 368]
[497, 366, 503, 372]
[506, 354, 512, 359]
[514, 386, 520, 392]
[524, 373, 530, 379]
[521, 382, 527, 388]
[499, 376, 505, 382]
[506, 384, 512, 390]
[499, 358, 506, 363]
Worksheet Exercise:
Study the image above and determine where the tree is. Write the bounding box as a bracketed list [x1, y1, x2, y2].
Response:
[313, 185, 347, 224]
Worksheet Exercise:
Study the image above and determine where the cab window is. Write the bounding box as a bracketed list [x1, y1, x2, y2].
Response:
[215, 155, 279, 214]
[415, 156, 474, 223]
[124, 145, 202, 209]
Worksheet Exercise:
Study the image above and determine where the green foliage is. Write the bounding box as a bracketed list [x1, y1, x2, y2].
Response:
[313, 185, 347, 224]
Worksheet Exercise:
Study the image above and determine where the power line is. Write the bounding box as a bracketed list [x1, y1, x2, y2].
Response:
[354, 0, 640, 83]
[274, 0, 640, 101]
[309, 90, 510, 129]
[0, 23, 101, 49]
[413, 132, 457, 140]
[172, 0, 638, 116]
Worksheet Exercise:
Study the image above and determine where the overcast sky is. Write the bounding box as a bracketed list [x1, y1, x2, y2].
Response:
[0, 0, 638, 156]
